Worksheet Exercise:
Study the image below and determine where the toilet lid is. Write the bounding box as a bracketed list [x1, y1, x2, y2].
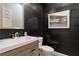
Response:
[41, 45, 54, 52]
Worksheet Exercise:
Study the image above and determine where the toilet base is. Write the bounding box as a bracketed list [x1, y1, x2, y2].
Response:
[39, 48, 54, 56]
[39, 45, 54, 56]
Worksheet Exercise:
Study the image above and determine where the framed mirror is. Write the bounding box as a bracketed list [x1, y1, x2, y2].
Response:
[0, 3, 24, 29]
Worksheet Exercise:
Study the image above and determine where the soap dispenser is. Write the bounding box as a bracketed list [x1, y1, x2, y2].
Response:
[24, 32, 27, 37]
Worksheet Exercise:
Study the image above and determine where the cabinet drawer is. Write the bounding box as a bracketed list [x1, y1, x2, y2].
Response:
[29, 49, 39, 56]
[0, 40, 39, 56]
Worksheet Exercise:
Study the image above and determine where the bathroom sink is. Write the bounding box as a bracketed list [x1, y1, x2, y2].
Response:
[0, 36, 38, 54]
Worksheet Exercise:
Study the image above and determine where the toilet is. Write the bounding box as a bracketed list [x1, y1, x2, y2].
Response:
[37, 37, 54, 56]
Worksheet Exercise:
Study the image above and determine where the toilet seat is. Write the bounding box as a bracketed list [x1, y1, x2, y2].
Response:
[39, 45, 54, 56]
[41, 45, 54, 52]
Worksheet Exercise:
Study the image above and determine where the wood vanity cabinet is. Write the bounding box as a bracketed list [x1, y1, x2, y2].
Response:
[0, 40, 39, 56]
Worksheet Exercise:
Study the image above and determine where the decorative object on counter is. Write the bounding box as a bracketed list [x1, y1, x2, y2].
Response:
[24, 32, 27, 37]
[48, 10, 70, 29]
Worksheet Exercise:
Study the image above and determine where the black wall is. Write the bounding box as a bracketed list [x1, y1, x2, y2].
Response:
[24, 3, 79, 55]
[43, 3, 79, 56]
[24, 3, 43, 36]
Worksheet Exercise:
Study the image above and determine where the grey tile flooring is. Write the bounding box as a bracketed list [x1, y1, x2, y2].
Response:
[52, 51, 68, 56]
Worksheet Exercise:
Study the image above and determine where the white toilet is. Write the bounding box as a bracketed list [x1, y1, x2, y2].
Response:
[38, 37, 54, 56]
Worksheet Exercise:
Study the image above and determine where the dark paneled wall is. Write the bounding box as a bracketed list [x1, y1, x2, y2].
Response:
[24, 3, 43, 36]
[43, 3, 79, 56]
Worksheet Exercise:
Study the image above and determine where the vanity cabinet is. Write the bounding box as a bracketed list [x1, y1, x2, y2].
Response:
[0, 40, 39, 56]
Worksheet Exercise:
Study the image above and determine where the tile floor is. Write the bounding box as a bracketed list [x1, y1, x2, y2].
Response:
[52, 51, 68, 56]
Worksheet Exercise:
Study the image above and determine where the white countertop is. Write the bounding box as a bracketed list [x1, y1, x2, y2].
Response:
[0, 36, 41, 54]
